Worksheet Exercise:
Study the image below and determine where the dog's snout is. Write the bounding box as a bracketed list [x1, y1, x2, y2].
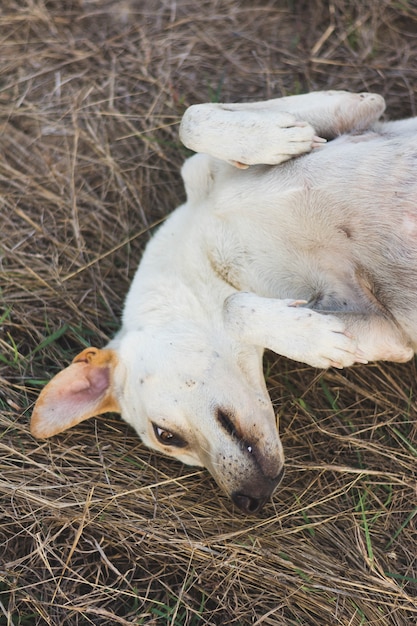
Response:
[273, 465, 285, 485]
[231, 466, 285, 514]
[216, 407, 239, 439]
[212, 405, 285, 513]
[232, 492, 268, 514]
[215, 406, 282, 475]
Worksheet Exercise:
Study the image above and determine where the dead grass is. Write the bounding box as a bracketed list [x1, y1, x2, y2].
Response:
[0, 1, 416, 624]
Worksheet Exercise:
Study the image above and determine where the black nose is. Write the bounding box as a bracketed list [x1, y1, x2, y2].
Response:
[231, 466, 285, 514]
[231, 492, 268, 514]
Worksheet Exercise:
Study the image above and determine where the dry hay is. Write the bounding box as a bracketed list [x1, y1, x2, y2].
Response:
[1, 1, 416, 624]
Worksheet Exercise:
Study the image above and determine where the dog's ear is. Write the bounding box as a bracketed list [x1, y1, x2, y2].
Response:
[30, 347, 120, 439]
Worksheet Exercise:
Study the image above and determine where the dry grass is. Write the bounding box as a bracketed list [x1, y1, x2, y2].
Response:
[1, 1, 416, 624]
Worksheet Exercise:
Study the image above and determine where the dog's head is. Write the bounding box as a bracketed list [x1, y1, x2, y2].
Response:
[31, 323, 284, 514]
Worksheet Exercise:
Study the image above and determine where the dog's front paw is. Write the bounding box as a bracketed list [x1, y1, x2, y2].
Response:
[180, 105, 325, 166]
[228, 111, 324, 166]
[224, 293, 366, 369]
[288, 306, 365, 369]
[239, 111, 325, 165]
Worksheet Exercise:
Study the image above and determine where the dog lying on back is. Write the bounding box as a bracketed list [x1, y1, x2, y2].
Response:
[31, 91, 417, 514]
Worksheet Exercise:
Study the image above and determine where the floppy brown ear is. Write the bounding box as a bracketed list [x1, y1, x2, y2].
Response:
[30, 347, 120, 439]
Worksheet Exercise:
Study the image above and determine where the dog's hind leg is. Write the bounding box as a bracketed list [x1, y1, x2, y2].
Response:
[179, 91, 386, 166]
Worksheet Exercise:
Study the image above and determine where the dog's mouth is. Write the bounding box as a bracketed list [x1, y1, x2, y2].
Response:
[230, 465, 285, 514]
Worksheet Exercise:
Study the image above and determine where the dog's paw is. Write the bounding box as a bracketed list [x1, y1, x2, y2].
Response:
[180, 105, 324, 166]
[286, 306, 365, 369]
[230, 111, 324, 165]
[223, 293, 366, 369]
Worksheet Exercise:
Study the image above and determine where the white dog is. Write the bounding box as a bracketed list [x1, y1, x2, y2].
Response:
[31, 91, 417, 514]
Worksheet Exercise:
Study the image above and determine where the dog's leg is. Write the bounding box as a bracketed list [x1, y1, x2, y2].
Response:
[180, 104, 321, 167]
[224, 292, 414, 367]
[223, 292, 365, 368]
[337, 314, 414, 363]
[266, 90, 386, 138]
[179, 91, 385, 166]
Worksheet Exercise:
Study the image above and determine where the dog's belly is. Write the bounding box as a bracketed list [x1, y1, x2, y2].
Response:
[210, 234, 386, 317]
[210, 136, 417, 328]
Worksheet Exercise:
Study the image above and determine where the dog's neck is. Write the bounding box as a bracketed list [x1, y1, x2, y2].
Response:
[121, 202, 235, 332]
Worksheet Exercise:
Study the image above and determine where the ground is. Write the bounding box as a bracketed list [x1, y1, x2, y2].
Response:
[0, 1, 416, 624]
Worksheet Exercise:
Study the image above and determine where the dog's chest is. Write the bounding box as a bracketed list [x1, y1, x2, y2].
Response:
[206, 199, 355, 302]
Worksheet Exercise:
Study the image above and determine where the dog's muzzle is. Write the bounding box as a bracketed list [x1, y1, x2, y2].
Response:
[231, 465, 285, 514]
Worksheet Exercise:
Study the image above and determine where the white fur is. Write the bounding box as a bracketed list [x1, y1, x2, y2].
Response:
[34, 91, 417, 513]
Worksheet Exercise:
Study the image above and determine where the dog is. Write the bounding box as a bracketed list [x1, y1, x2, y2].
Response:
[31, 90, 417, 514]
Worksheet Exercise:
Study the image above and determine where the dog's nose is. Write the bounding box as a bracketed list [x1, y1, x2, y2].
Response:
[231, 492, 269, 514]
[231, 466, 285, 514]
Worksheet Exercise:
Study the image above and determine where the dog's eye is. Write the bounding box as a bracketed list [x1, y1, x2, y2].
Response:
[152, 423, 187, 448]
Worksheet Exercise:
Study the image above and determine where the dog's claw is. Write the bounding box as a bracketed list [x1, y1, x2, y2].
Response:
[312, 135, 327, 148]
[288, 299, 308, 307]
[329, 360, 344, 369]
[229, 160, 250, 169]
[355, 356, 369, 364]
